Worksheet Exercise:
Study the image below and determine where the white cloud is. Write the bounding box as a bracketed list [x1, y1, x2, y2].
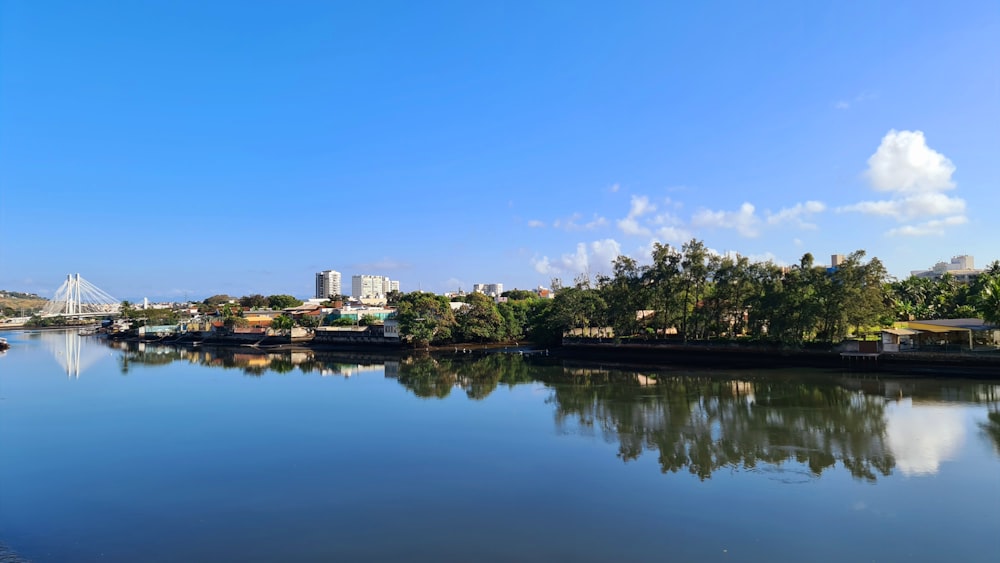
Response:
[616, 195, 657, 236]
[866, 130, 956, 194]
[531, 243, 589, 276]
[590, 239, 622, 275]
[834, 100, 851, 110]
[629, 195, 657, 217]
[564, 243, 590, 273]
[887, 215, 968, 237]
[617, 216, 650, 236]
[583, 215, 608, 230]
[691, 202, 761, 237]
[840, 192, 965, 221]
[531, 239, 623, 278]
[608, 183, 621, 193]
[532, 256, 555, 275]
[766, 200, 826, 229]
[527, 219, 546, 228]
[839, 130, 966, 236]
[655, 226, 691, 243]
[553, 213, 607, 231]
[865, 129, 955, 193]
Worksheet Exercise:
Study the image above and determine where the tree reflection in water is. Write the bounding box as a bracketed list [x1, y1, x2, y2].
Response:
[396, 357, 897, 481]
[980, 383, 1000, 454]
[394, 354, 535, 400]
[545, 368, 896, 481]
[104, 339, 1000, 482]
[983, 412, 1000, 454]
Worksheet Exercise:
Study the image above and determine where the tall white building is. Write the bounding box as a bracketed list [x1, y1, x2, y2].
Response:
[473, 283, 504, 298]
[352, 275, 398, 299]
[315, 270, 342, 299]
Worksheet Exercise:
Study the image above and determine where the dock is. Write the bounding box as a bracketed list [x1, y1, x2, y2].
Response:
[840, 352, 880, 370]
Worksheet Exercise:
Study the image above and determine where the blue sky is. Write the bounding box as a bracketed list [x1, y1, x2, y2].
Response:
[1, 1, 997, 301]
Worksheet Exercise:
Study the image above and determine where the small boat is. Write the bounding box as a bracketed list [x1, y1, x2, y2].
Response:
[0, 337, 9, 351]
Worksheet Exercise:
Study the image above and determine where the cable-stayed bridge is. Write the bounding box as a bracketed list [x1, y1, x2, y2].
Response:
[40, 274, 120, 317]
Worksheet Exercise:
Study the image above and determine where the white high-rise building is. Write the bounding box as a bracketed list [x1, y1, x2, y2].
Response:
[315, 270, 342, 299]
[351, 275, 396, 299]
[473, 283, 504, 298]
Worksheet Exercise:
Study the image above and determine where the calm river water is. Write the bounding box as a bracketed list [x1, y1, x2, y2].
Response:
[1, 329, 999, 562]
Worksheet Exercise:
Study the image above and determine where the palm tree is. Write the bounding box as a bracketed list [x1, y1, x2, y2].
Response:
[977, 276, 1000, 327]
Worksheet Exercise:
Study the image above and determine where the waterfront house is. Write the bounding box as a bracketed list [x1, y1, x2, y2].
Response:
[326, 306, 396, 324]
[880, 328, 919, 352]
[882, 318, 1000, 352]
[313, 324, 400, 346]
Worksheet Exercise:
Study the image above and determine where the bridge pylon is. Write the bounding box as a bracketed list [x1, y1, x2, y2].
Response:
[41, 273, 120, 317]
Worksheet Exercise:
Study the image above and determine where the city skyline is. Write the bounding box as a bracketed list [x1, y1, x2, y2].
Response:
[1, 1, 997, 300]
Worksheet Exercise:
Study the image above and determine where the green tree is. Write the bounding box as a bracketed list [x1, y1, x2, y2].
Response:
[268, 294, 303, 309]
[203, 294, 233, 307]
[974, 262, 1000, 326]
[598, 254, 646, 338]
[545, 286, 608, 338]
[456, 292, 505, 342]
[679, 239, 710, 341]
[120, 300, 135, 319]
[240, 294, 269, 309]
[498, 299, 533, 341]
[395, 292, 458, 346]
[889, 275, 936, 321]
[271, 314, 295, 331]
[525, 299, 561, 345]
[502, 289, 537, 301]
[704, 254, 752, 338]
[297, 315, 321, 328]
[645, 242, 683, 337]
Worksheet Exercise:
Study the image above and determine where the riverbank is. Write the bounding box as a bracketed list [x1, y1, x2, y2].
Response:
[556, 339, 1000, 377]
[17, 327, 1000, 378]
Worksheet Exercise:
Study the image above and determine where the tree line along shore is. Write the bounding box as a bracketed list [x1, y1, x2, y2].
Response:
[10, 240, 1000, 362]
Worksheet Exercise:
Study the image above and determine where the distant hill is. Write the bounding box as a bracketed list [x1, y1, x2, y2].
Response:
[0, 290, 49, 317]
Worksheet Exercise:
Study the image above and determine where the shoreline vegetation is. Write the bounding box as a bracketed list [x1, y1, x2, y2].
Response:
[6, 241, 1000, 376]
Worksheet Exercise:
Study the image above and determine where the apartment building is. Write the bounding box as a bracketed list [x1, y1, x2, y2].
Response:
[352, 275, 398, 299]
[473, 283, 504, 298]
[315, 270, 342, 299]
[911, 255, 982, 283]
